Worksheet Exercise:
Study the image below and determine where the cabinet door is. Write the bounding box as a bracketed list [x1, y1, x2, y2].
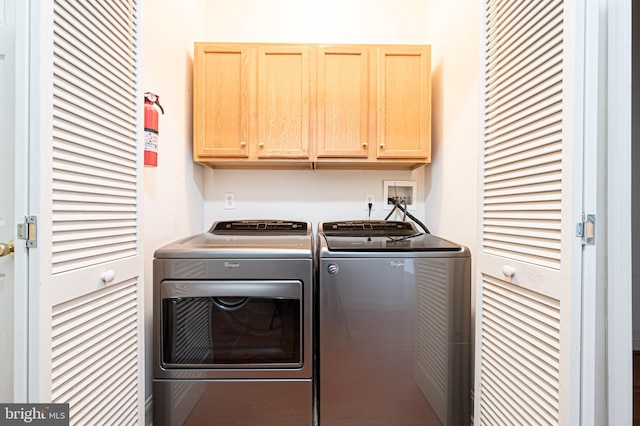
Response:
[316, 46, 372, 158]
[194, 44, 250, 158]
[256, 45, 310, 159]
[377, 46, 431, 160]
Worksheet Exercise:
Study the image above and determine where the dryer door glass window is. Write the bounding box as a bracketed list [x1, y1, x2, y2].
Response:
[161, 280, 303, 368]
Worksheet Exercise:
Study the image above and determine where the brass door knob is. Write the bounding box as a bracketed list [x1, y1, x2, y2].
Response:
[0, 240, 14, 257]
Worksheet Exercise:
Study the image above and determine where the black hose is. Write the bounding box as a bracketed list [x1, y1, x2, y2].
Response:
[384, 199, 431, 234]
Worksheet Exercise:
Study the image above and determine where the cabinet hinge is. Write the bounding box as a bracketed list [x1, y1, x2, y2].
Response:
[576, 214, 596, 245]
[17, 215, 37, 248]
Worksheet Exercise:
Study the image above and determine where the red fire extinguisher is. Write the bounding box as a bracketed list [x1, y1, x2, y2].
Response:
[144, 92, 164, 167]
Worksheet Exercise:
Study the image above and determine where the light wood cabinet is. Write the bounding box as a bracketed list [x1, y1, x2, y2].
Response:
[314, 45, 431, 168]
[316, 46, 373, 159]
[194, 43, 311, 168]
[255, 45, 311, 160]
[193, 44, 250, 159]
[194, 43, 431, 169]
[376, 45, 431, 161]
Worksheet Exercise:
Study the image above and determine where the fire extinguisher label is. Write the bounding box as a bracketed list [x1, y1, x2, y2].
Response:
[144, 129, 158, 152]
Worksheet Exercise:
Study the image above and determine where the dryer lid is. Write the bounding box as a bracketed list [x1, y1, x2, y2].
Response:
[154, 220, 313, 259]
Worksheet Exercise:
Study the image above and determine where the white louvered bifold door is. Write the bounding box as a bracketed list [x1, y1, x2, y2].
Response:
[28, 1, 143, 424]
[477, 0, 584, 424]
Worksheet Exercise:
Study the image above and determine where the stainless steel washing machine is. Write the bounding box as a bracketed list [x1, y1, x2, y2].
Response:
[317, 220, 471, 426]
[153, 220, 314, 426]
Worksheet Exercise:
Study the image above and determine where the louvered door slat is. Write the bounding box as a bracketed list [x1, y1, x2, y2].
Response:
[52, 168, 135, 190]
[54, 2, 136, 95]
[485, 115, 561, 151]
[52, 220, 136, 233]
[57, 0, 136, 68]
[485, 133, 561, 166]
[486, 2, 563, 84]
[486, 151, 562, 179]
[484, 191, 562, 205]
[487, 62, 562, 125]
[52, 52, 133, 116]
[54, 80, 135, 131]
[52, 0, 140, 269]
[53, 124, 136, 159]
[53, 105, 136, 148]
[53, 171, 136, 193]
[54, 144, 136, 176]
[486, 81, 562, 132]
[52, 280, 139, 425]
[481, 339, 559, 412]
[480, 276, 561, 425]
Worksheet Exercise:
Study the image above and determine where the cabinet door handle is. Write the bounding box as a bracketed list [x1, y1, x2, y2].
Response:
[240, 141, 247, 147]
[379, 143, 385, 148]
[362, 142, 368, 147]
[258, 143, 264, 148]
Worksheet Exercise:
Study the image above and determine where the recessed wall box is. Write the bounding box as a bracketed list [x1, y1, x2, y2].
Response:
[383, 181, 417, 211]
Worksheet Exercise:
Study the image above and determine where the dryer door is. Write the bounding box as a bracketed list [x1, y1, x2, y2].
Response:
[160, 280, 303, 370]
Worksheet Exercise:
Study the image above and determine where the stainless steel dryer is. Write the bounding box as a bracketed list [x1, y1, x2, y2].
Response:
[317, 220, 471, 426]
[153, 220, 314, 426]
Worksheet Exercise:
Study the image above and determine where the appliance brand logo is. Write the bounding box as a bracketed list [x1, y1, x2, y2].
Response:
[327, 264, 339, 275]
[224, 261, 240, 269]
[389, 261, 404, 268]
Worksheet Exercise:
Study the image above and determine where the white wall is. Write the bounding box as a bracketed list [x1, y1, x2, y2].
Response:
[203, 0, 428, 44]
[141, 0, 207, 421]
[201, 0, 471, 235]
[423, 1, 482, 249]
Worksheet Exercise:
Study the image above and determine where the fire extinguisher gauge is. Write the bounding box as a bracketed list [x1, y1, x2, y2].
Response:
[144, 92, 164, 114]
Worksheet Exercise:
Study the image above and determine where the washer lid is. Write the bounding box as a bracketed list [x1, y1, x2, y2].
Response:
[322, 234, 460, 252]
[320, 220, 417, 237]
[319, 220, 460, 252]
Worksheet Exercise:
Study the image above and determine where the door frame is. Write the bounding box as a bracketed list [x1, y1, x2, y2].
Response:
[12, 0, 30, 403]
[605, 0, 632, 424]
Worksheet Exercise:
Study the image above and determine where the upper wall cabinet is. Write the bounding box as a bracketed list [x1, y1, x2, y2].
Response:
[376, 46, 431, 161]
[256, 45, 311, 160]
[316, 46, 373, 159]
[193, 43, 431, 169]
[194, 44, 251, 159]
[194, 43, 312, 168]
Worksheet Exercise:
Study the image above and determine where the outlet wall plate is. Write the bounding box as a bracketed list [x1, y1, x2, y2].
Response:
[383, 181, 417, 211]
[224, 192, 235, 209]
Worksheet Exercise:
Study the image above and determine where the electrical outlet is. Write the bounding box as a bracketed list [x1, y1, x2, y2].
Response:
[224, 193, 235, 209]
[364, 194, 375, 211]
